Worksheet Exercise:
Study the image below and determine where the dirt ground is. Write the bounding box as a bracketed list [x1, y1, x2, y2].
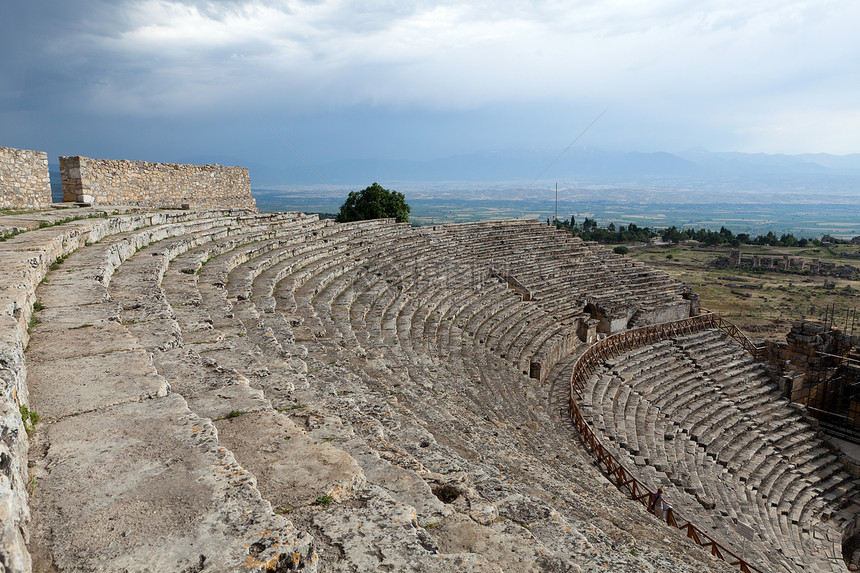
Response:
[626, 242, 860, 342]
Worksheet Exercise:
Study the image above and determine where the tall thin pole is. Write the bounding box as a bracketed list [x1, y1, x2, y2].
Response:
[555, 182, 558, 224]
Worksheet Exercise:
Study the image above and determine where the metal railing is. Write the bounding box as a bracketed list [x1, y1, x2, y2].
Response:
[568, 312, 765, 573]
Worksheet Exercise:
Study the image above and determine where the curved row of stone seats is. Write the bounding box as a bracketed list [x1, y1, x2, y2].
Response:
[264, 218, 852, 568]
[275, 226, 418, 345]
[587, 358, 785, 565]
[105, 222, 513, 572]
[114, 217, 584, 568]
[182, 221, 653, 571]
[0, 207, 262, 570]
[110, 224, 372, 476]
[210, 218, 620, 564]
[297, 226, 421, 342]
[4, 211, 742, 572]
[9, 208, 323, 571]
[420, 222, 694, 334]
[246, 217, 762, 571]
[584, 368, 795, 571]
[580, 328, 857, 573]
[237, 220, 569, 388]
[266, 219, 680, 446]
[265, 224, 408, 324]
[418, 258, 571, 379]
[269, 225, 541, 441]
[360, 243, 455, 366]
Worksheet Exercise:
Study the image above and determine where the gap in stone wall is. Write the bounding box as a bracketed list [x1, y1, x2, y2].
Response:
[49, 164, 62, 203]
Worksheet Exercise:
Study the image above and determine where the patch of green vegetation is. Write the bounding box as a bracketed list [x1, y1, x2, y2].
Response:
[32, 301, 44, 312]
[274, 506, 292, 515]
[49, 252, 70, 271]
[0, 228, 25, 242]
[313, 494, 334, 507]
[20, 405, 40, 435]
[227, 409, 244, 418]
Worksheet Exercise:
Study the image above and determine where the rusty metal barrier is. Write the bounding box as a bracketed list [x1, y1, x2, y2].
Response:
[568, 312, 765, 573]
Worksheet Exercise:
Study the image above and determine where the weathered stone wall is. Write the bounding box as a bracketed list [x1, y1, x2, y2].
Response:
[0, 147, 52, 210]
[60, 156, 257, 211]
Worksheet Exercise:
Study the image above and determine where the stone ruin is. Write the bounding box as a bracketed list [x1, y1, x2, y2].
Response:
[59, 155, 256, 210]
[725, 249, 860, 280]
[0, 148, 858, 573]
[766, 321, 860, 435]
[0, 147, 52, 210]
[1, 145, 255, 211]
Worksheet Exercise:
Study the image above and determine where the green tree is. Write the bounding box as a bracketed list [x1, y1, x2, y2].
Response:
[336, 183, 410, 223]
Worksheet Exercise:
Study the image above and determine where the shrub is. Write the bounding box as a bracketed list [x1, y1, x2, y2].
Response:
[336, 183, 410, 224]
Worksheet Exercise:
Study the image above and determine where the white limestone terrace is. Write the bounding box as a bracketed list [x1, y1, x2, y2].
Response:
[0, 205, 825, 572]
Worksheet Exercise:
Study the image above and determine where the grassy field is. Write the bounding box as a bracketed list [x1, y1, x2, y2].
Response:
[627, 243, 860, 342]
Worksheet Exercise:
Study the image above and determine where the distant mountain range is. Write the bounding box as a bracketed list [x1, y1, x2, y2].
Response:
[196, 148, 860, 188]
[50, 148, 860, 190]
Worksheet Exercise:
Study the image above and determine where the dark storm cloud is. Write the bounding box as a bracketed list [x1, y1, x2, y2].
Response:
[2, 1, 859, 161]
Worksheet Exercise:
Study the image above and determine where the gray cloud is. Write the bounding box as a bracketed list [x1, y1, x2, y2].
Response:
[2, 0, 859, 159]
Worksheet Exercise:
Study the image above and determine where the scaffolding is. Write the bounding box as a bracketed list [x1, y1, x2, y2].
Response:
[787, 305, 860, 443]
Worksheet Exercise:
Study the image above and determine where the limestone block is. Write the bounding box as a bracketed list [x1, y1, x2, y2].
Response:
[0, 317, 31, 573]
[25, 321, 139, 362]
[312, 487, 501, 572]
[215, 410, 366, 508]
[26, 349, 169, 421]
[28, 395, 316, 571]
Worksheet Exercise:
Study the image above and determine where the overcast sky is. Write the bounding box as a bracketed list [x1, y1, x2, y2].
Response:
[2, 1, 859, 172]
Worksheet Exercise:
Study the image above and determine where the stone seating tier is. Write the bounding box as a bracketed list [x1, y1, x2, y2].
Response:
[1, 209, 844, 573]
[580, 328, 859, 573]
